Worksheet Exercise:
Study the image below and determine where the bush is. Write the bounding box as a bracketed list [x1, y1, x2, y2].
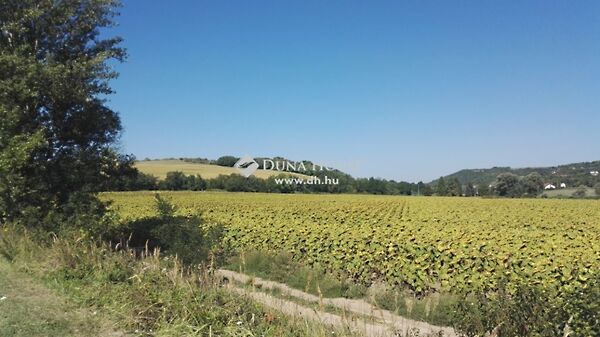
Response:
[563, 274, 600, 336]
[18, 192, 118, 235]
[452, 283, 565, 337]
[216, 156, 239, 167]
[118, 194, 223, 265]
[160, 171, 188, 190]
[451, 277, 600, 337]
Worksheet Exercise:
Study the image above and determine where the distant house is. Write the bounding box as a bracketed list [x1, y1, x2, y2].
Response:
[560, 183, 567, 188]
[544, 184, 556, 190]
[591, 171, 599, 177]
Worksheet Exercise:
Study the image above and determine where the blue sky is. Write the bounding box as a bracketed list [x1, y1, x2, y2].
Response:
[108, 1, 600, 182]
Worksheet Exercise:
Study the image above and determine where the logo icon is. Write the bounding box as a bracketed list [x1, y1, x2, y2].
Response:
[234, 156, 259, 177]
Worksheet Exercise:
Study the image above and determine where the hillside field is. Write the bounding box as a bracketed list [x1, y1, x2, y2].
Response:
[542, 187, 598, 198]
[103, 191, 600, 294]
[135, 159, 307, 179]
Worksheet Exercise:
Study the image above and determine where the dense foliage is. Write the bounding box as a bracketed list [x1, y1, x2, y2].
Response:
[0, 0, 129, 226]
[114, 194, 223, 265]
[453, 277, 600, 337]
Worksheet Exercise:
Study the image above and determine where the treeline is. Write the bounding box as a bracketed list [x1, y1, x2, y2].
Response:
[142, 156, 241, 166]
[435, 172, 600, 198]
[105, 169, 427, 195]
[435, 173, 548, 197]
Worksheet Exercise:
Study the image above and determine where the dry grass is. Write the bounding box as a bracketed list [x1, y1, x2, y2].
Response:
[135, 159, 308, 179]
[542, 187, 598, 198]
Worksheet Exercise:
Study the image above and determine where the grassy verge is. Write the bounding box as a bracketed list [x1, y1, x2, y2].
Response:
[225, 250, 458, 326]
[0, 226, 364, 337]
[0, 258, 124, 337]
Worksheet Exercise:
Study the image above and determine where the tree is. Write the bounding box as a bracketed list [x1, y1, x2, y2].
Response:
[595, 183, 600, 196]
[465, 182, 476, 197]
[436, 177, 448, 196]
[216, 156, 239, 167]
[415, 181, 426, 196]
[447, 178, 463, 196]
[422, 184, 434, 196]
[479, 184, 491, 196]
[186, 174, 207, 191]
[495, 173, 521, 197]
[521, 172, 544, 197]
[161, 172, 187, 190]
[0, 1, 127, 225]
[133, 172, 159, 190]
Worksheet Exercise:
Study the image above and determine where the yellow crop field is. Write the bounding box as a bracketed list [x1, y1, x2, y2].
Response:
[103, 191, 600, 293]
[135, 160, 308, 179]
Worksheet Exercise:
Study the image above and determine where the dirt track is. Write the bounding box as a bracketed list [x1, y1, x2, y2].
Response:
[218, 269, 457, 337]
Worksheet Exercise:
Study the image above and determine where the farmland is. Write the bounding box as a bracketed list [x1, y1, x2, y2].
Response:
[135, 159, 308, 179]
[104, 191, 600, 294]
[542, 187, 598, 198]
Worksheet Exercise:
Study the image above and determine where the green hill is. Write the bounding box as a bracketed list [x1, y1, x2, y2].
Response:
[432, 160, 600, 188]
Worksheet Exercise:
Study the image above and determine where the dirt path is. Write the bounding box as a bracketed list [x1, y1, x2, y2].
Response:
[218, 269, 457, 337]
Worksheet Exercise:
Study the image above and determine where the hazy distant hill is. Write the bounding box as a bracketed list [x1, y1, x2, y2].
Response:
[432, 160, 600, 187]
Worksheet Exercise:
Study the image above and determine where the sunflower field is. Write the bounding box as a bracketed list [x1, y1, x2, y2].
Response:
[103, 191, 600, 294]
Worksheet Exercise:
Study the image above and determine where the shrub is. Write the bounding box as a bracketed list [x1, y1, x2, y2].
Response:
[452, 284, 566, 337]
[117, 194, 223, 265]
[216, 156, 239, 167]
[563, 274, 600, 336]
[451, 277, 600, 337]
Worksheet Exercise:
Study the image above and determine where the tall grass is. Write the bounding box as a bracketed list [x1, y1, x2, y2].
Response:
[0, 226, 364, 337]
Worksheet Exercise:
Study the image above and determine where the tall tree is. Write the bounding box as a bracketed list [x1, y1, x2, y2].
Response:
[416, 181, 426, 196]
[465, 182, 476, 197]
[0, 0, 127, 225]
[521, 172, 544, 196]
[495, 173, 521, 197]
[161, 172, 188, 191]
[436, 177, 448, 196]
[422, 184, 434, 196]
[447, 178, 463, 196]
[478, 184, 491, 196]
